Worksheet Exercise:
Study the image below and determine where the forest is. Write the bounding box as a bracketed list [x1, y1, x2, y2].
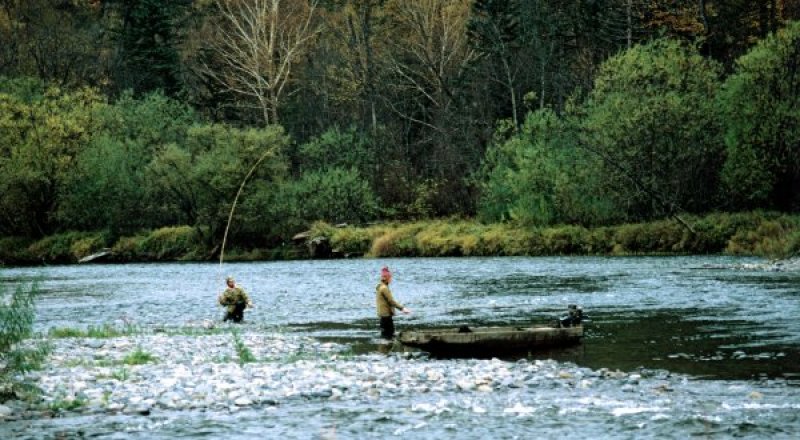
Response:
[1, 0, 799, 261]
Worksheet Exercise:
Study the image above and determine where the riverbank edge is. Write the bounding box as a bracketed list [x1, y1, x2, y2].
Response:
[1, 211, 798, 266]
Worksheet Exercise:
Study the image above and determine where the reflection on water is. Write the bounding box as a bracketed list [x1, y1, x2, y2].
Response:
[2, 256, 799, 381]
[460, 273, 620, 296]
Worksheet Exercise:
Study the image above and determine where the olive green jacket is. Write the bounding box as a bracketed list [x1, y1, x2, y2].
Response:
[218, 287, 250, 314]
[376, 281, 404, 317]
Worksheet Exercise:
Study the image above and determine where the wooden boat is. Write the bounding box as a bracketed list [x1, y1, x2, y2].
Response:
[397, 324, 583, 357]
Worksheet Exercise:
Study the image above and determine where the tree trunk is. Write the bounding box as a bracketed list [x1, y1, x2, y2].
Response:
[502, 56, 518, 128]
[627, 0, 632, 50]
[698, 0, 709, 33]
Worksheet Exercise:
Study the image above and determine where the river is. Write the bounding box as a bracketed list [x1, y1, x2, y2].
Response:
[2, 256, 799, 438]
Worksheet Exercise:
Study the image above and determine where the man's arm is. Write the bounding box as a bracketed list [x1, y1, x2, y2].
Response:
[243, 289, 254, 308]
[382, 286, 410, 314]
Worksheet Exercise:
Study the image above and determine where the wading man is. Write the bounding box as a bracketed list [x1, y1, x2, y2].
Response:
[218, 276, 252, 323]
[375, 266, 411, 339]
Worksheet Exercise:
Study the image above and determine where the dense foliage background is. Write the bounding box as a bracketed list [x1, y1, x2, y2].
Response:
[1, 1, 798, 256]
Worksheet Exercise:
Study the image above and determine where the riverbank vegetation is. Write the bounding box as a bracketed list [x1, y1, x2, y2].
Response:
[1, 212, 798, 264]
[1, 3, 799, 264]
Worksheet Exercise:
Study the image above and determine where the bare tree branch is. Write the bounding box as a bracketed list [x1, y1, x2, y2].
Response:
[205, 0, 320, 125]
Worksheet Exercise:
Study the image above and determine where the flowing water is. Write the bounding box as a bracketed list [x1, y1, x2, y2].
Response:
[2, 256, 800, 438]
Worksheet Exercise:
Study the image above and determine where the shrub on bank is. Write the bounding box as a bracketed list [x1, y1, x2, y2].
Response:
[726, 215, 800, 258]
[3, 212, 798, 263]
[111, 226, 204, 261]
[319, 212, 799, 259]
[542, 226, 591, 255]
[330, 226, 383, 256]
[138, 226, 201, 260]
[0, 237, 35, 265]
[685, 212, 767, 253]
[369, 223, 426, 257]
[415, 222, 468, 257]
[110, 235, 143, 261]
[612, 220, 685, 254]
[26, 232, 105, 263]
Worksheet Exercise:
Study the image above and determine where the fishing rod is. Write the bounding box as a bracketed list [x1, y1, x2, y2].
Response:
[213, 147, 275, 317]
[218, 147, 275, 273]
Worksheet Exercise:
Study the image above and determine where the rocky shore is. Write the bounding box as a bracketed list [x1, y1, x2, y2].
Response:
[0, 329, 781, 420]
[740, 257, 800, 272]
[2, 325, 798, 439]
[700, 257, 800, 272]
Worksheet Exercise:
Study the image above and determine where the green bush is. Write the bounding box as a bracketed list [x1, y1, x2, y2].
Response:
[585, 227, 615, 255]
[330, 226, 377, 255]
[416, 222, 467, 257]
[0, 236, 35, 265]
[474, 225, 506, 255]
[541, 226, 590, 255]
[1, 283, 50, 401]
[612, 220, 686, 254]
[110, 235, 145, 261]
[369, 223, 424, 257]
[108, 227, 204, 261]
[122, 347, 157, 365]
[137, 226, 200, 260]
[726, 216, 800, 258]
[27, 231, 104, 263]
[478, 109, 616, 227]
[787, 231, 800, 259]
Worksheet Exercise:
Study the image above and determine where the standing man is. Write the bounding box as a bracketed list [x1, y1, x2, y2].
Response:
[375, 266, 411, 339]
[218, 276, 253, 323]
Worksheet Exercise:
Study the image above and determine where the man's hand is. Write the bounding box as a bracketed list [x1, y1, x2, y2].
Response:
[401, 307, 411, 315]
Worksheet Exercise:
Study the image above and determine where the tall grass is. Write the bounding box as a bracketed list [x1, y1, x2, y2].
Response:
[23, 231, 105, 264]
[2, 212, 798, 264]
[1, 283, 50, 400]
[48, 323, 139, 339]
[122, 347, 157, 365]
[231, 330, 257, 365]
[315, 212, 800, 258]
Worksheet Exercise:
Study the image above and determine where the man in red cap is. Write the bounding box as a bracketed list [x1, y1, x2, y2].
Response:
[375, 266, 411, 339]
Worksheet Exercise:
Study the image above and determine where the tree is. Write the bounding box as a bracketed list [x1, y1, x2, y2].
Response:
[107, 0, 191, 96]
[0, 78, 103, 237]
[467, 0, 521, 127]
[240, 166, 378, 243]
[57, 92, 197, 235]
[384, 0, 475, 126]
[207, 0, 321, 125]
[148, 123, 290, 245]
[718, 20, 800, 211]
[581, 39, 724, 220]
[0, 0, 106, 88]
[314, 0, 388, 132]
[478, 110, 616, 226]
[294, 125, 375, 175]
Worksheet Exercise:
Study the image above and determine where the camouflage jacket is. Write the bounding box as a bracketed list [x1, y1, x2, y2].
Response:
[376, 281, 404, 317]
[218, 287, 250, 313]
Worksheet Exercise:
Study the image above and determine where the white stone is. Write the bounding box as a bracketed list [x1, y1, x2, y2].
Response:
[0, 404, 13, 417]
[234, 397, 253, 406]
